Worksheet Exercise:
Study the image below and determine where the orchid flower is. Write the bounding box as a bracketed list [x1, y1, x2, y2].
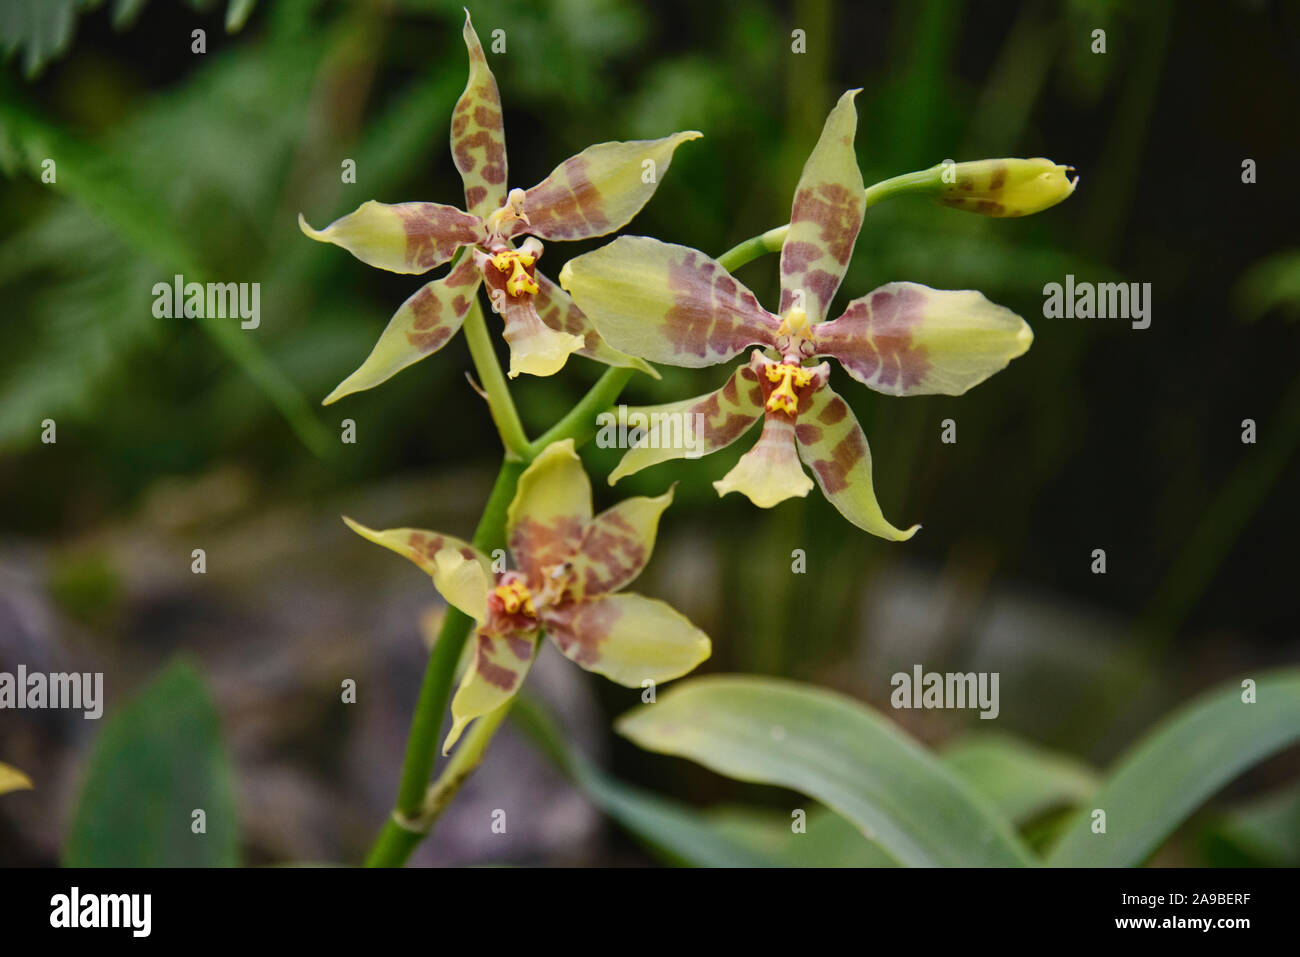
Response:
[559, 90, 1036, 539]
[300, 11, 699, 401]
[345, 440, 710, 752]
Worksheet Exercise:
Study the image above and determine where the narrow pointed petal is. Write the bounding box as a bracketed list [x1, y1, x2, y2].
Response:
[444, 630, 538, 753]
[0, 762, 33, 795]
[815, 282, 1033, 396]
[713, 413, 812, 508]
[607, 363, 765, 484]
[569, 488, 673, 599]
[559, 236, 780, 367]
[793, 386, 920, 540]
[534, 271, 657, 377]
[323, 258, 482, 404]
[452, 12, 508, 219]
[298, 202, 483, 274]
[342, 517, 492, 618]
[543, 594, 710, 687]
[516, 132, 702, 241]
[779, 89, 866, 323]
[425, 548, 491, 622]
[507, 439, 593, 583]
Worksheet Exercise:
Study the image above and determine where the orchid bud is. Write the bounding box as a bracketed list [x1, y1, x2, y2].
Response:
[936, 158, 1077, 217]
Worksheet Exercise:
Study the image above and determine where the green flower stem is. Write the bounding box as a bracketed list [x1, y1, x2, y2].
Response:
[529, 366, 636, 455]
[462, 296, 532, 461]
[365, 456, 525, 868]
[366, 368, 643, 866]
[716, 225, 787, 271]
[716, 166, 948, 271]
[419, 692, 516, 823]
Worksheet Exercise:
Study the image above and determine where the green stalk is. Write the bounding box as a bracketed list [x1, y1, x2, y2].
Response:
[462, 296, 531, 460]
[365, 457, 525, 867]
[529, 367, 636, 455]
[716, 166, 950, 270]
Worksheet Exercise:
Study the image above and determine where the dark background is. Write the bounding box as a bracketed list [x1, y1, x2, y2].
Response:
[1, 0, 1297, 866]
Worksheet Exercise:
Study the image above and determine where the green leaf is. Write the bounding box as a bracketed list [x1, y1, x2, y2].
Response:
[615, 675, 1036, 867]
[941, 731, 1097, 825]
[1047, 668, 1300, 867]
[65, 661, 239, 867]
[0, 0, 97, 78]
[706, 804, 898, 867]
[508, 693, 774, 866]
[0, 89, 333, 456]
[1202, 782, 1300, 867]
[570, 764, 775, 867]
[225, 0, 256, 32]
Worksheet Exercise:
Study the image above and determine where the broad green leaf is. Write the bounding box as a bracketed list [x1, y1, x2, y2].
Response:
[508, 694, 774, 866]
[706, 805, 898, 867]
[65, 661, 238, 867]
[941, 732, 1097, 825]
[1047, 668, 1300, 867]
[616, 675, 1036, 867]
[572, 765, 774, 867]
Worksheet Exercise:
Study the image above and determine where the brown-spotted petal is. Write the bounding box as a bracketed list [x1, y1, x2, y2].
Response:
[534, 270, 658, 377]
[779, 89, 866, 324]
[558, 236, 780, 367]
[607, 362, 765, 484]
[342, 517, 493, 619]
[451, 11, 508, 219]
[814, 282, 1033, 396]
[298, 202, 484, 274]
[713, 411, 812, 508]
[506, 439, 592, 585]
[323, 256, 482, 404]
[514, 132, 702, 241]
[542, 593, 710, 688]
[476, 249, 584, 378]
[793, 385, 919, 540]
[443, 629, 538, 753]
[568, 488, 673, 600]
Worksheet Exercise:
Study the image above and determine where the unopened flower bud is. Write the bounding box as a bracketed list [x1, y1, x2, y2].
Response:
[936, 158, 1077, 217]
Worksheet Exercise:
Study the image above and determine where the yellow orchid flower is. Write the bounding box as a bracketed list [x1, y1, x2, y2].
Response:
[345, 440, 710, 753]
[300, 11, 698, 401]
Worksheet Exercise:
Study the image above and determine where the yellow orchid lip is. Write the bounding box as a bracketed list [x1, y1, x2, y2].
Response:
[494, 579, 536, 617]
[764, 362, 815, 415]
[490, 248, 540, 297]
